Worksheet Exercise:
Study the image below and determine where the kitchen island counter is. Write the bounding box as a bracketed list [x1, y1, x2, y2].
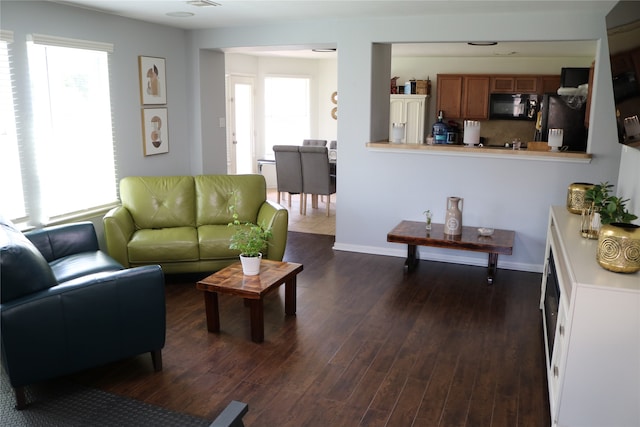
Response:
[366, 141, 592, 163]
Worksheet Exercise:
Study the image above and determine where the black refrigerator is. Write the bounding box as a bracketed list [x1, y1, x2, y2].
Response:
[535, 94, 587, 151]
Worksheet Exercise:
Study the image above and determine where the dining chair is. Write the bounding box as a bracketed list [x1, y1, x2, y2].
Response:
[273, 145, 304, 214]
[302, 139, 327, 147]
[300, 146, 336, 216]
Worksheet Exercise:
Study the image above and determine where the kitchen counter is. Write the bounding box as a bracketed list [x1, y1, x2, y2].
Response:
[365, 141, 592, 163]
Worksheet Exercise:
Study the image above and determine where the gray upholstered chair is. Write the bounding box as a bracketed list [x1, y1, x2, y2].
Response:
[273, 145, 304, 214]
[302, 139, 327, 147]
[300, 146, 336, 216]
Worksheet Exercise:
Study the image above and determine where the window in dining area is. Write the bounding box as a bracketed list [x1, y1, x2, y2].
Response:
[264, 76, 310, 156]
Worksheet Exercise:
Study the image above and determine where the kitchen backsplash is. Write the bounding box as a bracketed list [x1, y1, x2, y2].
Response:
[452, 119, 537, 147]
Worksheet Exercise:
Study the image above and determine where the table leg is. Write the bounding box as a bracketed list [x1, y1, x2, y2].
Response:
[487, 253, 499, 285]
[285, 277, 297, 315]
[203, 292, 220, 332]
[405, 244, 418, 272]
[248, 299, 265, 343]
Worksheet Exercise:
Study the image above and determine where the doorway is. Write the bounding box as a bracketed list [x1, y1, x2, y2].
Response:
[226, 75, 255, 174]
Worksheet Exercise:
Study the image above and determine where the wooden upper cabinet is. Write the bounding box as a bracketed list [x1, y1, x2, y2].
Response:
[610, 52, 634, 76]
[436, 74, 489, 120]
[539, 75, 561, 95]
[436, 75, 463, 119]
[630, 47, 640, 79]
[491, 76, 515, 92]
[463, 76, 490, 119]
[490, 76, 538, 93]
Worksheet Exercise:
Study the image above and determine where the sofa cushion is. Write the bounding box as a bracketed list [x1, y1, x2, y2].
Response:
[195, 175, 267, 226]
[127, 227, 199, 263]
[120, 176, 196, 229]
[198, 225, 244, 259]
[0, 218, 58, 303]
[50, 252, 123, 283]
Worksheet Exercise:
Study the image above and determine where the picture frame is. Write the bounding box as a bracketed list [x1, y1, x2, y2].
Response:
[141, 108, 169, 156]
[138, 56, 167, 105]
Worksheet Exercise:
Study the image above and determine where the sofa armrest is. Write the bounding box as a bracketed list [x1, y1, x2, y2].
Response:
[25, 222, 99, 262]
[257, 200, 288, 261]
[0, 265, 166, 389]
[103, 206, 136, 267]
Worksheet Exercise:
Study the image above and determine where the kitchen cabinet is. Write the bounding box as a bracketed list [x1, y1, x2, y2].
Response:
[436, 74, 489, 120]
[538, 75, 561, 95]
[462, 76, 490, 119]
[490, 75, 538, 93]
[389, 95, 428, 144]
[610, 46, 640, 77]
[435, 75, 463, 119]
[540, 206, 640, 427]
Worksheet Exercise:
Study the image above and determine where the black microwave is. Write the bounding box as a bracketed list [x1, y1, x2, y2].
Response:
[489, 93, 539, 120]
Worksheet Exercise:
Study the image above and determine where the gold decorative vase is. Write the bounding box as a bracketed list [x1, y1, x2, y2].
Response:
[567, 182, 594, 214]
[597, 223, 640, 273]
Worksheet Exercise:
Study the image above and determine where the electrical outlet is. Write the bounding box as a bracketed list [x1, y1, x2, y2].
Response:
[219, 118, 225, 128]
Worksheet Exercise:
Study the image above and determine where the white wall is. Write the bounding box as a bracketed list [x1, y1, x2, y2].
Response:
[190, 8, 630, 272]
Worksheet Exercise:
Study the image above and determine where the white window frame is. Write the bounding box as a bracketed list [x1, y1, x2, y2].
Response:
[6, 33, 118, 227]
[264, 75, 311, 156]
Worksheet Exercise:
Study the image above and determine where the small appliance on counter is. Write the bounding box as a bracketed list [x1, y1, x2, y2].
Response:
[432, 110, 450, 144]
[463, 120, 481, 146]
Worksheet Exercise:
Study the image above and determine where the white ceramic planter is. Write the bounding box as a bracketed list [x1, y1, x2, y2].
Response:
[239, 253, 262, 275]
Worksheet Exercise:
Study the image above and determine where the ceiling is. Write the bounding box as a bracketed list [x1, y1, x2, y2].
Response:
[50, 0, 613, 58]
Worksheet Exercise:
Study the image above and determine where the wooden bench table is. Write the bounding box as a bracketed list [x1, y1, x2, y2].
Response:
[387, 220, 515, 284]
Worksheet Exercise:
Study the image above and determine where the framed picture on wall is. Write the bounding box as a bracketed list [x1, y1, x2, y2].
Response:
[141, 108, 169, 156]
[138, 56, 167, 105]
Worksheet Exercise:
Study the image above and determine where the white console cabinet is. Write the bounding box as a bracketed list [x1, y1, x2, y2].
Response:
[540, 206, 640, 427]
[389, 95, 428, 144]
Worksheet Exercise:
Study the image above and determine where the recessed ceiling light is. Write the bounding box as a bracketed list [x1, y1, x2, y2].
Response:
[187, 0, 220, 6]
[166, 11, 195, 17]
[468, 42, 498, 46]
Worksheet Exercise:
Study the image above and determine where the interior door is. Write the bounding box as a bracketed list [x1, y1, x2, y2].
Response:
[227, 75, 255, 174]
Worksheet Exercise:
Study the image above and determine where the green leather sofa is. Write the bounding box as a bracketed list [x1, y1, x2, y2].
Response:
[103, 174, 288, 274]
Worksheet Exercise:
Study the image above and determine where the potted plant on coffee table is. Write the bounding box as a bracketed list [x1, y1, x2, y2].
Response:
[228, 200, 272, 276]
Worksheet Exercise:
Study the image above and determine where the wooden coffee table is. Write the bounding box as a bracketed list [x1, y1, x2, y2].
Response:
[196, 260, 303, 343]
[387, 220, 515, 284]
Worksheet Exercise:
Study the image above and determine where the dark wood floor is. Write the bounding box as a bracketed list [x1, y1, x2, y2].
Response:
[72, 231, 551, 426]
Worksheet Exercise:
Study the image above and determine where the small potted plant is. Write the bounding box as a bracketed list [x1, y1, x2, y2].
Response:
[584, 182, 637, 225]
[423, 209, 432, 230]
[228, 197, 272, 275]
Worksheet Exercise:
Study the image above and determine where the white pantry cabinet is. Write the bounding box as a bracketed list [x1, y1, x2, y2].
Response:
[540, 206, 640, 427]
[389, 95, 428, 144]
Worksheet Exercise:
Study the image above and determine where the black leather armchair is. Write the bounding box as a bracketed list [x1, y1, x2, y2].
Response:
[0, 218, 166, 409]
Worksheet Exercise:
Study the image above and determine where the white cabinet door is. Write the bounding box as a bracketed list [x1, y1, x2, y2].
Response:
[389, 95, 427, 144]
[405, 97, 425, 144]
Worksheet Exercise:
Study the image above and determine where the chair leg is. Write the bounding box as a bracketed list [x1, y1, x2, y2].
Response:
[14, 386, 27, 410]
[277, 192, 281, 204]
[151, 349, 163, 372]
[302, 194, 307, 215]
[299, 193, 304, 215]
[326, 197, 331, 216]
